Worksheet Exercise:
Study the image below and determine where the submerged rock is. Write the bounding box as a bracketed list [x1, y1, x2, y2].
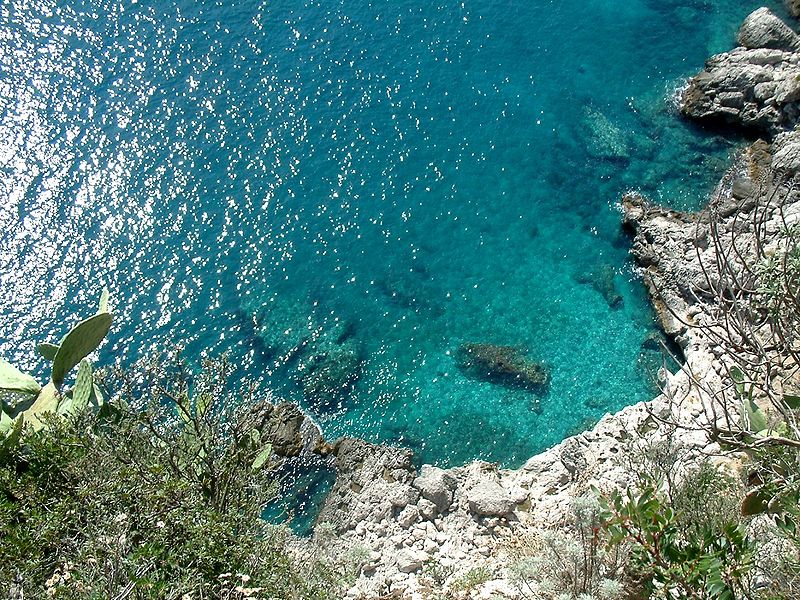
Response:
[456, 343, 549, 392]
[574, 264, 623, 309]
[298, 338, 363, 410]
[582, 106, 630, 162]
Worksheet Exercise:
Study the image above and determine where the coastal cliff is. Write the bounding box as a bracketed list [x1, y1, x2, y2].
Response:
[293, 6, 800, 599]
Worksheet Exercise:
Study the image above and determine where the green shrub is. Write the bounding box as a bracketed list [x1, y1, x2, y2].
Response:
[0, 354, 338, 599]
[509, 495, 627, 599]
[600, 477, 755, 600]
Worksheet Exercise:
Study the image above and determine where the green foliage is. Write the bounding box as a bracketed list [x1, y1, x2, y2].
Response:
[70, 359, 94, 412]
[50, 312, 112, 387]
[509, 495, 626, 599]
[449, 566, 493, 593]
[0, 356, 340, 599]
[670, 461, 743, 539]
[37, 342, 59, 361]
[0, 412, 23, 462]
[600, 478, 755, 600]
[1, 288, 113, 433]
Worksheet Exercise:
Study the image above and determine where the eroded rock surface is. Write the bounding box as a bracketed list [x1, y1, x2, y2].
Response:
[681, 9, 800, 135]
[738, 7, 800, 51]
[241, 400, 330, 458]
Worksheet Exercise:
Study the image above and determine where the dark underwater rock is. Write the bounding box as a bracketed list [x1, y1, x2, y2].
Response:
[298, 338, 363, 409]
[456, 343, 549, 392]
[574, 264, 623, 309]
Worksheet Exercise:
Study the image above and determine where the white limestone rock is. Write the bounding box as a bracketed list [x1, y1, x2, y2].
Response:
[413, 465, 457, 514]
[466, 480, 514, 516]
[738, 8, 800, 51]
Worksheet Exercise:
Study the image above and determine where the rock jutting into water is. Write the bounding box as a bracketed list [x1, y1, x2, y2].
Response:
[238, 399, 331, 461]
[455, 343, 549, 393]
[680, 8, 800, 135]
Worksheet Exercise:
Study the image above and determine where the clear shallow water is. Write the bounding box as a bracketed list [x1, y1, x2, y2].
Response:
[0, 0, 787, 473]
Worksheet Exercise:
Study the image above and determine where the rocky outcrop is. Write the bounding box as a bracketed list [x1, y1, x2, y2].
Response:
[681, 9, 800, 135]
[318, 438, 418, 533]
[620, 193, 698, 341]
[737, 7, 800, 51]
[240, 400, 331, 458]
[313, 382, 717, 598]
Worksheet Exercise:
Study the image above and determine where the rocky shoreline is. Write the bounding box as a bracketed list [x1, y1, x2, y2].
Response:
[269, 6, 800, 599]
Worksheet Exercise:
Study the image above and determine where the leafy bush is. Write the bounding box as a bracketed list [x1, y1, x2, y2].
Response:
[509, 495, 626, 599]
[0, 353, 339, 599]
[600, 477, 755, 600]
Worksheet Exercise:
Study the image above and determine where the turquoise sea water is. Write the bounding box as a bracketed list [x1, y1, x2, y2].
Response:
[0, 0, 787, 477]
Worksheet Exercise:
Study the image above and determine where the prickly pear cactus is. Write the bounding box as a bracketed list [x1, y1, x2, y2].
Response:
[37, 343, 59, 361]
[26, 382, 60, 430]
[51, 313, 112, 388]
[0, 358, 41, 396]
[71, 359, 94, 412]
[1, 288, 113, 431]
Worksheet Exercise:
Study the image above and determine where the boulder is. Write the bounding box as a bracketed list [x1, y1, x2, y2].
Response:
[396, 548, 429, 574]
[737, 8, 800, 51]
[680, 46, 800, 135]
[771, 128, 800, 174]
[466, 480, 514, 516]
[397, 504, 420, 529]
[413, 465, 457, 514]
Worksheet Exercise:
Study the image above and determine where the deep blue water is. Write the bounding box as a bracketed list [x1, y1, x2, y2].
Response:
[0, 0, 787, 474]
